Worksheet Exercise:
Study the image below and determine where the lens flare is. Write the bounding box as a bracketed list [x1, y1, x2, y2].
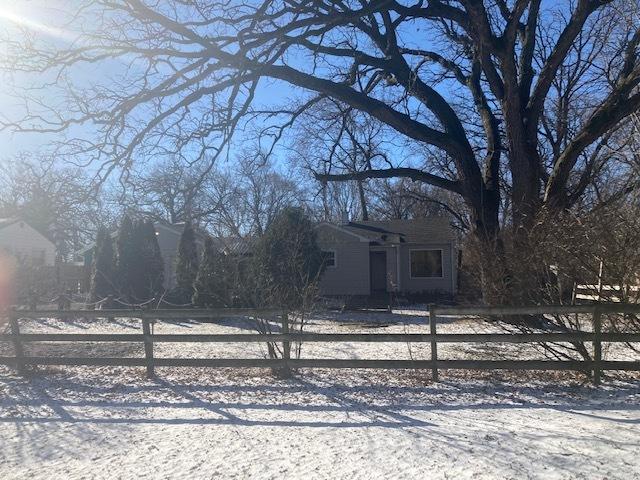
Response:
[0, 5, 75, 41]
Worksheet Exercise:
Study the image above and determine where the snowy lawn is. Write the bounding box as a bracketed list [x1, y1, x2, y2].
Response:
[0, 309, 639, 479]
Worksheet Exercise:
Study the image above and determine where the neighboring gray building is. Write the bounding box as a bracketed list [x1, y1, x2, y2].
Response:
[153, 222, 206, 289]
[316, 218, 458, 297]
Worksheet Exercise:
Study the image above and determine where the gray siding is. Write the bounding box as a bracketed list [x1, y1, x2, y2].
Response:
[398, 243, 456, 294]
[154, 224, 205, 290]
[368, 244, 456, 294]
[155, 225, 182, 289]
[316, 224, 370, 296]
[315, 223, 458, 296]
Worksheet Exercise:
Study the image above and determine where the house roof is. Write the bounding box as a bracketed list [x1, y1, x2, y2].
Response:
[0, 218, 20, 230]
[0, 217, 56, 244]
[335, 218, 455, 245]
[75, 231, 117, 255]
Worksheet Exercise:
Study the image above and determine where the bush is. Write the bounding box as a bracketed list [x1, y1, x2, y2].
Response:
[173, 222, 199, 303]
[89, 227, 116, 302]
[115, 215, 136, 301]
[252, 207, 325, 309]
[251, 207, 325, 374]
[193, 237, 229, 307]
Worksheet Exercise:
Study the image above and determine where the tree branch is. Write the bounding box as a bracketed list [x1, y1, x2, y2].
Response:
[527, 0, 611, 130]
[314, 167, 463, 194]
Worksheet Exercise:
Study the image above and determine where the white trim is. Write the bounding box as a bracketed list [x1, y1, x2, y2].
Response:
[409, 248, 444, 279]
[450, 245, 456, 293]
[322, 249, 337, 269]
[316, 222, 371, 242]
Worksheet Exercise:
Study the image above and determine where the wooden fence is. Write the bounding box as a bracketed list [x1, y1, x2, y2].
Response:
[1, 305, 640, 385]
[574, 284, 640, 303]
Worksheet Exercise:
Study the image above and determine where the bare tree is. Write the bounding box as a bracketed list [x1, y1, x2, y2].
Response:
[2, 0, 640, 302]
[238, 156, 305, 236]
[310, 180, 361, 224]
[369, 178, 470, 229]
[0, 156, 111, 258]
[202, 155, 305, 237]
[118, 156, 222, 225]
[295, 101, 393, 221]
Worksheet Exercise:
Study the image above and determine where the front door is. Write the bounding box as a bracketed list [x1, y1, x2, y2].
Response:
[370, 251, 387, 293]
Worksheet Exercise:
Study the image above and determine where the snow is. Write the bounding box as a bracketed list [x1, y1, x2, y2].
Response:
[1, 308, 639, 479]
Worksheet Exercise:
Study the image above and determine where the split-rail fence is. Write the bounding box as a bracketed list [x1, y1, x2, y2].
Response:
[1, 304, 639, 385]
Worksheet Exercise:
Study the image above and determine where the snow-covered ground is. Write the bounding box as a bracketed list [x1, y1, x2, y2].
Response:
[1, 309, 639, 479]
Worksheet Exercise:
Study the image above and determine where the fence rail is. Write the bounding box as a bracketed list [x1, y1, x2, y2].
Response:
[4, 332, 640, 344]
[573, 283, 640, 303]
[1, 304, 640, 384]
[9, 308, 278, 319]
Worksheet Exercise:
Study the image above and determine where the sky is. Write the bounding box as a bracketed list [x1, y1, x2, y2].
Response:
[0, 0, 410, 160]
[0, 1, 306, 170]
[0, 1, 83, 157]
[0, 1, 445, 178]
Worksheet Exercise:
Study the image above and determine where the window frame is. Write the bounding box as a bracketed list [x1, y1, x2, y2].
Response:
[409, 248, 444, 279]
[322, 249, 337, 269]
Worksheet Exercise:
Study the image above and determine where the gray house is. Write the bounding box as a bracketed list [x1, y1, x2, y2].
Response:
[316, 218, 458, 297]
[77, 217, 456, 299]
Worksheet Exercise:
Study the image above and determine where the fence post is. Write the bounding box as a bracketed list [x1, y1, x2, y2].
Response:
[10, 313, 25, 375]
[142, 317, 155, 378]
[429, 304, 439, 382]
[592, 307, 602, 386]
[107, 295, 115, 323]
[282, 312, 291, 377]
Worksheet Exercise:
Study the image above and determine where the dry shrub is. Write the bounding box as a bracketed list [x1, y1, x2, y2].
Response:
[461, 203, 640, 364]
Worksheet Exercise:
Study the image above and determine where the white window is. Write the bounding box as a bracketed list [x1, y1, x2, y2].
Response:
[322, 250, 336, 268]
[410, 249, 443, 278]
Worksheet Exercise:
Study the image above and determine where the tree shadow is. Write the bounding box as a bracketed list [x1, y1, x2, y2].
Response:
[313, 310, 460, 326]
[159, 319, 199, 328]
[1, 368, 639, 480]
[1, 371, 639, 429]
[27, 318, 64, 330]
[208, 317, 267, 331]
[0, 375, 437, 429]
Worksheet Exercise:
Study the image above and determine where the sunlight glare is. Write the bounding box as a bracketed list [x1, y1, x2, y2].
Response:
[0, 4, 75, 41]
